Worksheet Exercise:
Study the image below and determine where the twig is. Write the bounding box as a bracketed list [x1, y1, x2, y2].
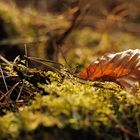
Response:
[0, 65, 8, 92]
[106, 114, 140, 139]
[16, 80, 24, 101]
[56, 4, 90, 67]
[0, 101, 24, 107]
[3, 82, 20, 101]
[0, 55, 11, 65]
[57, 4, 90, 46]
[26, 57, 62, 74]
[16, 44, 28, 101]
[24, 56, 63, 67]
[24, 44, 28, 67]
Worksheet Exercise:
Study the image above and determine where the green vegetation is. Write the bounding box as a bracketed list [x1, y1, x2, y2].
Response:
[0, 1, 140, 140]
[0, 70, 140, 139]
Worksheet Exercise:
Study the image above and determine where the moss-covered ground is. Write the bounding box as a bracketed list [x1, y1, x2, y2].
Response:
[0, 68, 140, 140]
[0, 1, 140, 140]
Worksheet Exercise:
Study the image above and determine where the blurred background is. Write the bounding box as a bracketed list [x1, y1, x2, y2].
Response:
[0, 0, 140, 68]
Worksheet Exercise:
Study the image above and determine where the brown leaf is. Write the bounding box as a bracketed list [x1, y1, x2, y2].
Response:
[77, 49, 140, 89]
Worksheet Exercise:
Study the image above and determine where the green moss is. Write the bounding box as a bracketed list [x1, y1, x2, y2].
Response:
[0, 1, 140, 139]
[0, 71, 140, 139]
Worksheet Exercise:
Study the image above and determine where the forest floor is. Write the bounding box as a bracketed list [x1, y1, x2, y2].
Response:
[0, 1, 140, 140]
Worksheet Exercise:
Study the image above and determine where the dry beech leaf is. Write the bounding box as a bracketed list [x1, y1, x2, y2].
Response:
[77, 49, 140, 89]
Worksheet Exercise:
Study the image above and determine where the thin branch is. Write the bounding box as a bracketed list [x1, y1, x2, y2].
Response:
[106, 114, 140, 139]
[26, 57, 62, 74]
[4, 82, 20, 101]
[16, 80, 24, 101]
[0, 55, 11, 65]
[0, 65, 8, 92]
[24, 56, 63, 67]
[56, 4, 90, 46]
[24, 44, 29, 67]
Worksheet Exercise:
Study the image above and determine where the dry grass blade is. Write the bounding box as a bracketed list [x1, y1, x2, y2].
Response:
[0, 65, 8, 92]
[25, 56, 63, 74]
[24, 44, 29, 67]
[25, 56, 63, 67]
[16, 44, 29, 101]
[16, 80, 24, 101]
[0, 55, 11, 65]
[4, 82, 20, 101]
